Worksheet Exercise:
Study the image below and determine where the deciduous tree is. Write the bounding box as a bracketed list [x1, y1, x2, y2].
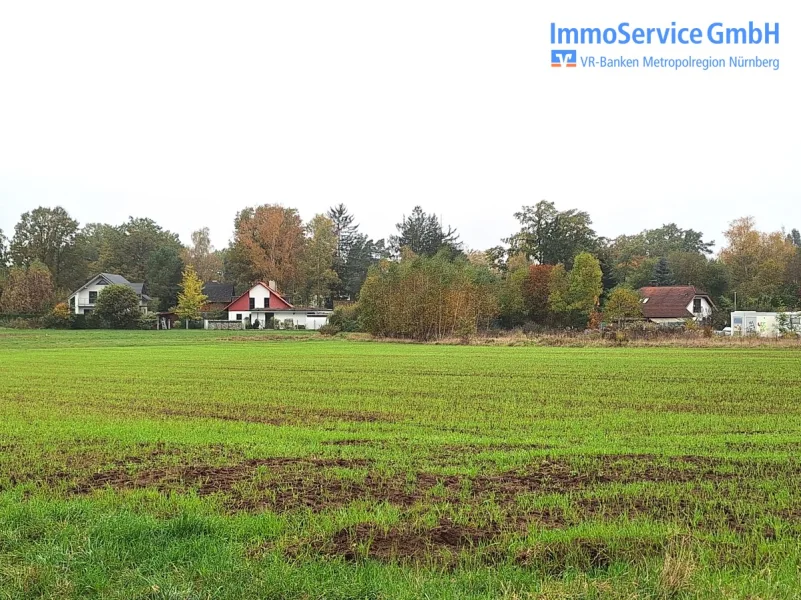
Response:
[146, 246, 184, 311]
[232, 205, 306, 296]
[720, 217, 796, 299]
[522, 264, 553, 323]
[507, 201, 597, 268]
[547, 264, 570, 316]
[359, 251, 497, 340]
[9, 206, 83, 291]
[184, 227, 223, 282]
[98, 217, 182, 282]
[176, 266, 208, 322]
[301, 215, 339, 307]
[603, 286, 643, 326]
[0, 261, 54, 314]
[568, 252, 603, 314]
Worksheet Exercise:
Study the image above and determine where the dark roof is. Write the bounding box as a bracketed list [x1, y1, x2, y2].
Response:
[100, 273, 131, 285]
[638, 286, 713, 319]
[72, 273, 149, 302]
[203, 282, 236, 303]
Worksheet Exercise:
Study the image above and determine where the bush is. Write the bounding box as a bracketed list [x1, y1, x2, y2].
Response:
[138, 312, 158, 330]
[43, 303, 71, 329]
[318, 323, 341, 336]
[69, 313, 102, 329]
[521, 321, 546, 336]
[95, 285, 142, 329]
[0, 317, 43, 329]
[329, 304, 362, 332]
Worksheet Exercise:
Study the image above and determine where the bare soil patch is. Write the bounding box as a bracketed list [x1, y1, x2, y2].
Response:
[323, 518, 499, 562]
[66, 453, 737, 512]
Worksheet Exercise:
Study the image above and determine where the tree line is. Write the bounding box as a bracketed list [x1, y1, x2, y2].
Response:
[1, 201, 799, 334]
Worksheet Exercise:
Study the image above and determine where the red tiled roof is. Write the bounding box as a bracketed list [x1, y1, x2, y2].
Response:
[638, 286, 712, 319]
[224, 282, 294, 311]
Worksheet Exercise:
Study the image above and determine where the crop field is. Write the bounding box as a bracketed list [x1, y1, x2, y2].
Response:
[1, 330, 801, 599]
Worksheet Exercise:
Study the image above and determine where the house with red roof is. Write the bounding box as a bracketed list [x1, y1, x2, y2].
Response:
[219, 281, 331, 330]
[638, 285, 715, 325]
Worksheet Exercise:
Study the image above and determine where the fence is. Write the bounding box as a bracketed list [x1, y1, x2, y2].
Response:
[204, 320, 245, 330]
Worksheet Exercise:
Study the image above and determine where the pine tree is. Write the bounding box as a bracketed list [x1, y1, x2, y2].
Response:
[651, 257, 675, 286]
[176, 265, 208, 322]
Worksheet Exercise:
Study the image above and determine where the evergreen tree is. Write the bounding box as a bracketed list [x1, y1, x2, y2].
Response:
[390, 206, 461, 258]
[651, 257, 675, 286]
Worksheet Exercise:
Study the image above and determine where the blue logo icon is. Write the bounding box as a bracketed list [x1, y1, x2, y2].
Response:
[551, 49, 577, 67]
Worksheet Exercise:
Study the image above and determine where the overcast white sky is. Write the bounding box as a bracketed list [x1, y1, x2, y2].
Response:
[0, 1, 798, 253]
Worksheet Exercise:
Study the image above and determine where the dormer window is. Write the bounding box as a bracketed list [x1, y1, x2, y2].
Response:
[693, 298, 702, 313]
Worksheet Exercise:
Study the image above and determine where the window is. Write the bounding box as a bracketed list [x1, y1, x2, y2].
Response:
[89, 291, 98, 304]
[236, 314, 242, 321]
[641, 298, 649, 304]
[69, 296, 75, 308]
[264, 297, 269, 308]
[693, 298, 702, 313]
[249, 297, 255, 310]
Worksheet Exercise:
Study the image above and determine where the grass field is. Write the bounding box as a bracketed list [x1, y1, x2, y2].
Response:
[1, 330, 800, 599]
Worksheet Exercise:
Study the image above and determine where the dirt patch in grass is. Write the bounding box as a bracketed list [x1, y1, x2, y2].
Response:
[71, 457, 366, 497]
[321, 439, 374, 447]
[322, 518, 499, 563]
[516, 536, 666, 573]
[67, 454, 737, 512]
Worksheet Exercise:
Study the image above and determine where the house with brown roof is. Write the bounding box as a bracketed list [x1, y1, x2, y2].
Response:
[638, 285, 715, 325]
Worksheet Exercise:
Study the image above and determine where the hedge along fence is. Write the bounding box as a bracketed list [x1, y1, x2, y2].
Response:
[0, 314, 45, 328]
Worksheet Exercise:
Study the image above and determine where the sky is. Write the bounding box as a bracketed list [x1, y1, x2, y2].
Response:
[0, 1, 798, 255]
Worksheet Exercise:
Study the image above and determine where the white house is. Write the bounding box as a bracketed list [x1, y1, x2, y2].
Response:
[215, 281, 331, 330]
[638, 286, 715, 325]
[68, 273, 150, 315]
[731, 311, 801, 337]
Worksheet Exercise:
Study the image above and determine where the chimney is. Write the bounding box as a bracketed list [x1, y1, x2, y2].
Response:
[269, 280, 277, 290]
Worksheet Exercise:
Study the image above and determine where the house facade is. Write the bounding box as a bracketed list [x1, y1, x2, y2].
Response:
[638, 286, 714, 325]
[68, 273, 150, 315]
[217, 281, 331, 330]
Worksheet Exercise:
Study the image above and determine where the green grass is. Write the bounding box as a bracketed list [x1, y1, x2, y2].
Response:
[1, 329, 800, 599]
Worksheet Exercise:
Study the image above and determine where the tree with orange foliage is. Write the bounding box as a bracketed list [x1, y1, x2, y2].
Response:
[720, 217, 796, 299]
[522, 264, 553, 323]
[232, 205, 306, 297]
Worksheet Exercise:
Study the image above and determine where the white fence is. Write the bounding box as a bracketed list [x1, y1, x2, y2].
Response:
[204, 320, 245, 330]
